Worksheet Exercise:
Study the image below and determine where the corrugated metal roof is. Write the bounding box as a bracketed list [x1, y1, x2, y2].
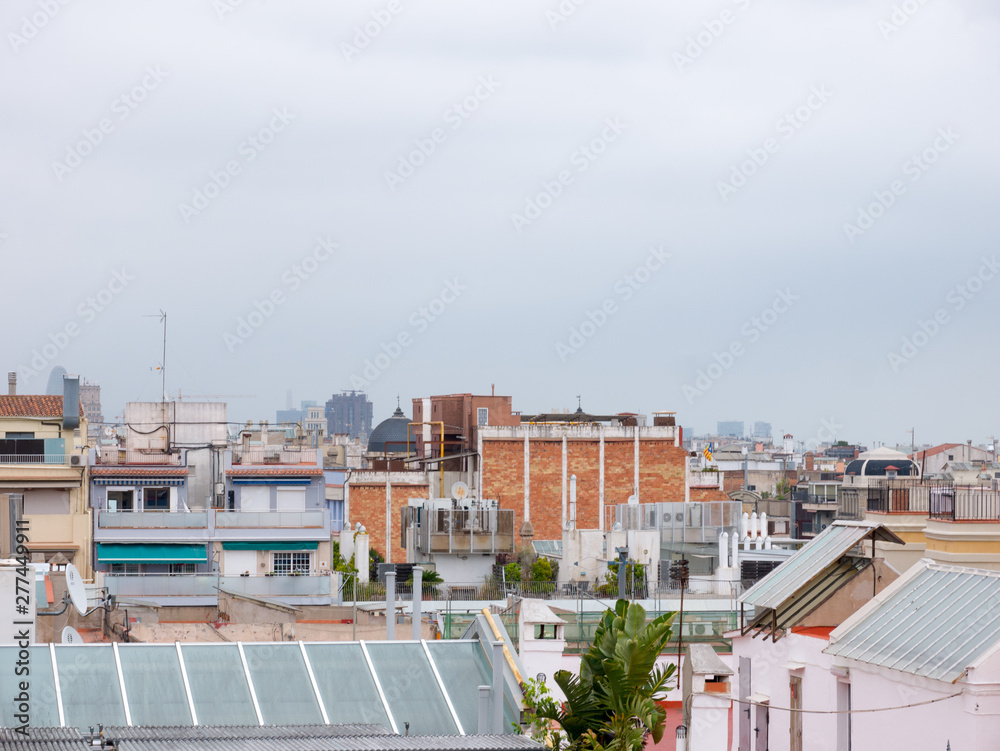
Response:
[825, 561, 1000, 683]
[740, 521, 901, 611]
[0, 728, 541, 751]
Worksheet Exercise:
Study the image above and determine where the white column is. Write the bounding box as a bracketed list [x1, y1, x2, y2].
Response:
[385, 476, 392, 564]
[633, 428, 640, 499]
[598, 426, 605, 531]
[561, 436, 568, 528]
[524, 432, 530, 522]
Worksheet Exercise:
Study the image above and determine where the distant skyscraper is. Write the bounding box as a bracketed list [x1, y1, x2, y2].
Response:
[717, 420, 744, 437]
[45, 366, 68, 395]
[276, 400, 318, 426]
[326, 391, 373, 440]
[752, 421, 772, 440]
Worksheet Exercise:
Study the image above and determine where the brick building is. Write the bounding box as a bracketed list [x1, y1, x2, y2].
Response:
[478, 413, 689, 542]
[411, 393, 521, 471]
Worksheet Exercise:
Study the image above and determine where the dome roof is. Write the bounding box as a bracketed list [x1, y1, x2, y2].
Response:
[845, 447, 919, 477]
[367, 406, 411, 454]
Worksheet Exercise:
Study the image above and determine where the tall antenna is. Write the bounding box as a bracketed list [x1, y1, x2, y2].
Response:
[144, 310, 167, 402]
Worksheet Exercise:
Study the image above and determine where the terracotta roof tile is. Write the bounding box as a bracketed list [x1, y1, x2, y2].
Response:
[0, 395, 83, 418]
[227, 467, 324, 476]
[91, 467, 189, 476]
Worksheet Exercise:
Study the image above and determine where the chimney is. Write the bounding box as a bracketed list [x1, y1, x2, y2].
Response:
[62, 374, 80, 430]
[7, 372, 15, 396]
[805, 452, 814, 472]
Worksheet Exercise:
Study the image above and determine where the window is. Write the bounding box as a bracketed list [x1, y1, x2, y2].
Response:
[108, 489, 135, 512]
[4, 432, 35, 440]
[110, 563, 141, 575]
[144, 487, 170, 511]
[169, 563, 197, 575]
[272, 552, 310, 574]
[477, 407, 488, 426]
[948, 454, 954, 460]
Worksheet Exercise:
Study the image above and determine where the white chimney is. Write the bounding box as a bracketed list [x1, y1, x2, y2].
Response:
[7, 372, 15, 396]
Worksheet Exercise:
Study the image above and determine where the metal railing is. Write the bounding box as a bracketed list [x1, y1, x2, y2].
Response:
[104, 572, 331, 598]
[606, 501, 742, 543]
[928, 486, 1000, 522]
[0, 454, 74, 464]
[837, 489, 863, 520]
[401, 508, 516, 554]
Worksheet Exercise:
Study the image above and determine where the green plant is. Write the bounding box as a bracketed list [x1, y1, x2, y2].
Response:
[517, 678, 565, 749]
[596, 562, 647, 598]
[531, 557, 555, 582]
[504, 561, 522, 583]
[529, 600, 676, 751]
[405, 568, 443, 597]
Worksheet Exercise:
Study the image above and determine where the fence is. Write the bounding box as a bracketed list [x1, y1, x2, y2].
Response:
[928, 486, 1000, 521]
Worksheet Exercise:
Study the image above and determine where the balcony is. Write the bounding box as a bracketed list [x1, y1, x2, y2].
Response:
[213, 509, 331, 541]
[402, 508, 515, 554]
[928, 486, 1000, 522]
[104, 572, 332, 603]
[231, 447, 317, 465]
[0, 454, 77, 465]
[99, 511, 208, 528]
[95, 448, 182, 465]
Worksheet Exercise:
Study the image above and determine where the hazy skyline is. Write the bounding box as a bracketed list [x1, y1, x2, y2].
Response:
[3, 0, 998, 448]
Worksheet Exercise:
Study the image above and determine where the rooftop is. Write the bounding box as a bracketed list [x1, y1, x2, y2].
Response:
[825, 560, 1000, 683]
[0, 395, 83, 418]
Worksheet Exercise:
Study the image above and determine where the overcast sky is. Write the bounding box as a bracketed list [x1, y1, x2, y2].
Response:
[3, 0, 998, 447]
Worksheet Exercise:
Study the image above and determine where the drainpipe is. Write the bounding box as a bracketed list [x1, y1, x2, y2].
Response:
[385, 570, 396, 640]
[412, 567, 423, 640]
[569, 474, 577, 530]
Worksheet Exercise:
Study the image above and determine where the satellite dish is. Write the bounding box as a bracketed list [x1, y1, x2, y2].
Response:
[61, 626, 83, 644]
[103, 426, 115, 437]
[627, 494, 638, 505]
[65, 563, 88, 616]
[451, 481, 469, 501]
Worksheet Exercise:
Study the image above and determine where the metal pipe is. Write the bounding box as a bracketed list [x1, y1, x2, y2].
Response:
[412, 567, 423, 640]
[385, 571, 396, 640]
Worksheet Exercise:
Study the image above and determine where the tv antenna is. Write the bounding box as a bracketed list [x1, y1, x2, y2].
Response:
[144, 310, 167, 402]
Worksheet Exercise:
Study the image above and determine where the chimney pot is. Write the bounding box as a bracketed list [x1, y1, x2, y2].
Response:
[7, 371, 15, 396]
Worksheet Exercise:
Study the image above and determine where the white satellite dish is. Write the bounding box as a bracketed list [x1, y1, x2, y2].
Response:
[61, 626, 83, 644]
[65, 563, 88, 616]
[627, 494, 638, 505]
[451, 481, 469, 501]
[103, 426, 115, 437]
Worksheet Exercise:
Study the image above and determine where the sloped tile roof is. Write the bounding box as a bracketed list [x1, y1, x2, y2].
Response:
[92, 467, 189, 476]
[228, 467, 324, 476]
[0, 395, 83, 418]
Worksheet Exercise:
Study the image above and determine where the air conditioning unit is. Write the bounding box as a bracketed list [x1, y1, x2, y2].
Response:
[70, 455, 82, 466]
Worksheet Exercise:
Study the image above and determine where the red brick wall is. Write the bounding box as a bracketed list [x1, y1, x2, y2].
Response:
[481, 440, 523, 534]
[691, 487, 730, 503]
[638, 442, 687, 503]
[527, 441, 563, 541]
[482, 434, 687, 543]
[567, 441, 601, 530]
[349, 482, 428, 562]
[604, 440, 635, 506]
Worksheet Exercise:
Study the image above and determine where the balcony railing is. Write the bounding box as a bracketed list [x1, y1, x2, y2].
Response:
[606, 501, 742, 543]
[214, 510, 327, 528]
[401, 508, 516, 554]
[232, 448, 317, 465]
[0, 454, 75, 465]
[104, 573, 331, 599]
[98, 511, 208, 528]
[96, 449, 182, 465]
[929, 486, 1000, 522]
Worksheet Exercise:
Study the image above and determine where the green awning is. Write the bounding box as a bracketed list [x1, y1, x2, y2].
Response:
[97, 543, 208, 564]
[222, 542, 319, 551]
